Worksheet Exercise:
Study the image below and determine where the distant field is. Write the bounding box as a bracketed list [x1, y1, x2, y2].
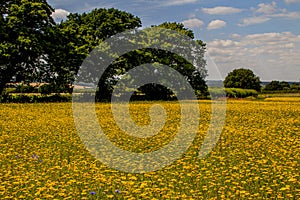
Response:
[259, 93, 300, 98]
[0, 98, 299, 199]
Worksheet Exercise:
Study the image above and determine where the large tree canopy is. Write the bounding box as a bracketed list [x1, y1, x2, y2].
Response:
[223, 68, 261, 91]
[0, 0, 55, 94]
[46, 8, 142, 89]
[92, 22, 208, 101]
[49, 9, 207, 100]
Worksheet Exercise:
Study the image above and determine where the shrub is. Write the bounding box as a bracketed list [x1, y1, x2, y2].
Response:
[225, 88, 258, 98]
[38, 84, 73, 95]
[15, 84, 38, 93]
[0, 94, 72, 103]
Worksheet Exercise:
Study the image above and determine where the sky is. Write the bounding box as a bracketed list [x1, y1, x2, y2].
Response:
[49, 0, 300, 81]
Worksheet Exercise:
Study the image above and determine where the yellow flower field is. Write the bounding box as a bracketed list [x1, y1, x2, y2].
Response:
[0, 98, 299, 199]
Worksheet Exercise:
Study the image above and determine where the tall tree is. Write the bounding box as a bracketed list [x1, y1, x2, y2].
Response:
[47, 8, 142, 90]
[97, 22, 208, 101]
[0, 0, 55, 94]
[224, 68, 261, 91]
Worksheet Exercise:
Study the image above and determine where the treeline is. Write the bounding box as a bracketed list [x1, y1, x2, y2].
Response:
[262, 81, 300, 93]
[1, 0, 208, 101]
[223, 68, 300, 96]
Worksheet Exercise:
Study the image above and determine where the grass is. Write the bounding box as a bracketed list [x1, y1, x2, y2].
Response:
[0, 98, 299, 199]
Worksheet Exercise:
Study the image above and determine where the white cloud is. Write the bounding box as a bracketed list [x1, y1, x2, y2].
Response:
[51, 9, 70, 22]
[285, 0, 300, 3]
[238, 2, 300, 27]
[163, 0, 197, 6]
[202, 6, 242, 15]
[209, 39, 239, 48]
[255, 2, 277, 14]
[241, 2, 300, 26]
[207, 20, 227, 30]
[182, 18, 204, 28]
[206, 32, 300, 81]
[272, 11, 300, 19]
[239, 16, 271, 26]
[230, 34, 241, 39]
[244, 32, 300, 44]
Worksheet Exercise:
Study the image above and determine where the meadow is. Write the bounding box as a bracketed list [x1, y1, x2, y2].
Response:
[0, 98, 299, 199]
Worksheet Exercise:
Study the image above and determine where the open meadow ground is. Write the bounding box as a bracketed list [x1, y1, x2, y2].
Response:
[0, 98, 299, 199]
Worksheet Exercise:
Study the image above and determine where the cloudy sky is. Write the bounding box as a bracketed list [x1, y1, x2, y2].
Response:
[49, 0, 300, 81]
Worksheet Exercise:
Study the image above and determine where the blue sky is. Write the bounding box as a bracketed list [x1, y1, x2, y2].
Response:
[49, 0, 300, 81]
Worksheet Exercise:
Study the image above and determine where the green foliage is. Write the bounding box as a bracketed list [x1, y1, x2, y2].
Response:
[280, 81, 290, 90]
[224, 68, 261, 91]
[0, 94, 71, 103]
[97, 22, 208, 101]
[47, 8, 142, 89]
[209, 88, 258, 98]
[263, 80, 292, 92]
[290, 83, 300, 91]
[15, 84, 38, 93]
[1, 5, 208, 101]
[261, 82, 299, 94]
[4, 87, 16, 93]
[155, 22, 195, 39]
[225, 88, 258, 98]
[38, 84, 53, 95]
[0, 0, 55, 94]
[132, 84, 177, 101]
[38, 83, 73, 95]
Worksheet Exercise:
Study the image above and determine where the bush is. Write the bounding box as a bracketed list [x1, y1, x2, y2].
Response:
[4, 88, 16, 93]
[208, 88, 226, 99]
[38, 84, 73, 95]
[225, 88, 258, 98]
[15, 84, 38, 93]
[0, 91, 11, 102]
[38, 84, 54, 95]
[0, 94, 72, 103]
[208, 88, 258, 98]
